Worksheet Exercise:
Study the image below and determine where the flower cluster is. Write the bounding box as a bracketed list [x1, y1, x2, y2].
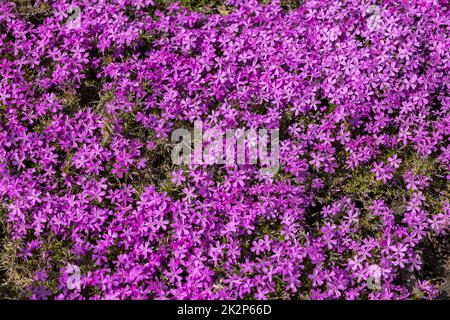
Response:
[0, 0, 449, 300]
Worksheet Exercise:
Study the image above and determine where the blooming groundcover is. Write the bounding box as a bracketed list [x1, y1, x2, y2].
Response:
[0, 0, 449, 299]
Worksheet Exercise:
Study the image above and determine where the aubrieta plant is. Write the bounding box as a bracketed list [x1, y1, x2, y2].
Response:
[0, 0, 449, 300]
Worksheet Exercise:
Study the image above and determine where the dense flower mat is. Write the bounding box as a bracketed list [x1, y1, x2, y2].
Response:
[0, 0, 449, 299]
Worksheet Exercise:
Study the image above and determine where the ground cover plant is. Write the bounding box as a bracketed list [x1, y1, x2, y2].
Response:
[0, 0, 449, 300]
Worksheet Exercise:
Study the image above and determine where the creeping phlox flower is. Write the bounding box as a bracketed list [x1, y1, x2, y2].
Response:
[0, 0, 449, 300]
